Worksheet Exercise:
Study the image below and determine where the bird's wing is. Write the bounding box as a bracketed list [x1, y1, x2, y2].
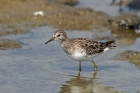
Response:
[67, 38, 116, 55]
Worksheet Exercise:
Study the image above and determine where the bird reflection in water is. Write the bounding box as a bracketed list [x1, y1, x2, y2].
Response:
[77, 67, 97, 79]
[59, 71, 114, 93]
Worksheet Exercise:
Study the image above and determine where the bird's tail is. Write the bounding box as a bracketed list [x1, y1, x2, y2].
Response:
[106, 41, 116, 49]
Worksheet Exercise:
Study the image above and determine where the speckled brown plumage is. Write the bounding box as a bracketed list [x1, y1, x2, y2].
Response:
[45, 29, 116, 71]
[61, 38, 116, 56]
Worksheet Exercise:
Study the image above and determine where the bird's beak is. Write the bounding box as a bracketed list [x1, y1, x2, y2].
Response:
[45, 38, 54, 44]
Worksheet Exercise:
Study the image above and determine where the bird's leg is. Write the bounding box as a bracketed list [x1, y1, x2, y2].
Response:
[78, 61, 82, 70]
[92, 61, 98, 71]
[78, 61, 82, 76]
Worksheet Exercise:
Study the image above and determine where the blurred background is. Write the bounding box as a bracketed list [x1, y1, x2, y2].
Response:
[0, 0, 140, 93]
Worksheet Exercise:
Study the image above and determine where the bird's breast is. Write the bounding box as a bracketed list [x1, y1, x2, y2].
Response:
[67, 52, 91, 61]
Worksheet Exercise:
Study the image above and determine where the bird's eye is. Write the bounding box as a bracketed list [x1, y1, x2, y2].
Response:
[57, 34, 60, 37]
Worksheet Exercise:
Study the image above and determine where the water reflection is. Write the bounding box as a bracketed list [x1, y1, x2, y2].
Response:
[59, 72, 114, 93]
[77, 69, 97, 79]
[110, 27, 140, 45]
[93, 28, 139, 45]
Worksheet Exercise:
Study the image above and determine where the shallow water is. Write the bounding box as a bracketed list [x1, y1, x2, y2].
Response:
[76, 0, 134, 16]
[0, 0, 140, 93]
[0, 26, 140, 93]
[76, 0, 120, 16]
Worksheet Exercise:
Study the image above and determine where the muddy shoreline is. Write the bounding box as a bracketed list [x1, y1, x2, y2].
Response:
[0, 0, 140, 49]
[0, 0, 109, 49]
[1, 0, 140, 65]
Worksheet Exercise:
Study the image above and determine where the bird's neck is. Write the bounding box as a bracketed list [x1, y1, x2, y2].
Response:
[58, 38, 68, 44]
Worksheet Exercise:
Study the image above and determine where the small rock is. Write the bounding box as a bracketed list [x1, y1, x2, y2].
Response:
[34, 11, 44, 16]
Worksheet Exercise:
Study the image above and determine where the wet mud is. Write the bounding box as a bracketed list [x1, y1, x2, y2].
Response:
[0, 0, 109, 35]
[1, 0, 140, 49]
[0, 39, 23, 50]
[114, 50, 140, 69]
[0, 0, 109, 49]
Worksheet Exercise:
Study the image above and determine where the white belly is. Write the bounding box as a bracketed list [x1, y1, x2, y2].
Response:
[68, 52, 94, 61]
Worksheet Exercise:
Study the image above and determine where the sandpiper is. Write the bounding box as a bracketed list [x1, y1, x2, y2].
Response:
[45, 30, 116, 71]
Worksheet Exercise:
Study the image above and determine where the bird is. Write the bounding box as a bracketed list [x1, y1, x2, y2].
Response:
[45, 29, 116, 71]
